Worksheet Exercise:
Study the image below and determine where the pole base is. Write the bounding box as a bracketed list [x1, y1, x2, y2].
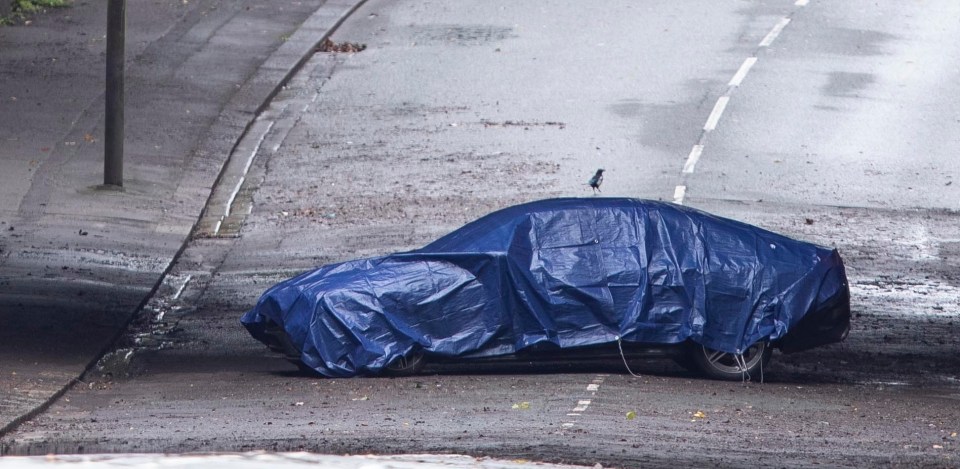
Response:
[93, 184, 125, 192]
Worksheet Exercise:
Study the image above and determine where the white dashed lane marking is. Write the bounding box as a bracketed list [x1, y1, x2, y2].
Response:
[672, 3, 806, 205]
[673, 185, 687, 204]
[682, 145, 704, 174]
[759, 17, 791, 47]
[728, 57, 758, 88]
[560, 375, 608, 429]
[572, 400, 592, 412]
[703, 96, 730, 131]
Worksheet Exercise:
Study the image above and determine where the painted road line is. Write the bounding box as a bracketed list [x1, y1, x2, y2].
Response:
[561, 375, 606, 429]
[212, 119, 275, 236]
[172, 274, 192, 300]
[703, 96, 730, 131]
[728, 57, 758, 87]
[673, 6, 803, 203]
[682, 145, 704, 174]
[759, 17, 791, 47]
[572, 400, 591, 412]
[673, 185, 686, 205]
[223, 120, 275, 221]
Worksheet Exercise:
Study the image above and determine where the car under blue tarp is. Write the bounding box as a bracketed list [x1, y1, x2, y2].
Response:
[242, 198, 850, 378]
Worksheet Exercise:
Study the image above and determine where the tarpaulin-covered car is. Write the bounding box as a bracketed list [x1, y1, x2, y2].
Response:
[242, 198, 850, 380]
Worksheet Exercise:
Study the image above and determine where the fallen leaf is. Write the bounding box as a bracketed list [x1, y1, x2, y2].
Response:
[626, 411, 637, 420]
[512, 402, 530, 410]
[692, 411, 706, 419]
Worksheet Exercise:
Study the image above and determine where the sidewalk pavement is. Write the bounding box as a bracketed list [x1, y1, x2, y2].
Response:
[0, 0, 366, 436]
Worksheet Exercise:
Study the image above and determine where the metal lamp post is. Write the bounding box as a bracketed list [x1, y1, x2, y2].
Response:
[104, 0, 125, 188]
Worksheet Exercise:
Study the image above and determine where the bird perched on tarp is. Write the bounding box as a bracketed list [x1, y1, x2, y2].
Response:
[587, 169, 605, 193]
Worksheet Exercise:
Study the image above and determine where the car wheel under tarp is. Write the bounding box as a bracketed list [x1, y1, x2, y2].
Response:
[689, 341, 772, 381]
[383, 350, 426, 376]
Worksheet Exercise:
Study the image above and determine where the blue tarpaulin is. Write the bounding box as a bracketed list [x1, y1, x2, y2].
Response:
[242, 198, 849, 377]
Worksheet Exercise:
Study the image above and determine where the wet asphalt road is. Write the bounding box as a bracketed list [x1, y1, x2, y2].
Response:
[4, 0, 960, 467]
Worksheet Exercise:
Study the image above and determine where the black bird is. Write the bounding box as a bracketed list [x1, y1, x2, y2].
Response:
[587, 169, 604, 193]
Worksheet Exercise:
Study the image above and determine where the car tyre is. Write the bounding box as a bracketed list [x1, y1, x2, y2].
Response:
[383, 350, 426, 376]
[689, 341, 772, 381]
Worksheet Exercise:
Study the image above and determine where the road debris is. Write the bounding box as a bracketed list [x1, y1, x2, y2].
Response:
[318, 38, 367, 53]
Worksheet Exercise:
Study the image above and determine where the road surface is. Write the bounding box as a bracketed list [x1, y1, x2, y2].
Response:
[3, 0, 959, 467]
